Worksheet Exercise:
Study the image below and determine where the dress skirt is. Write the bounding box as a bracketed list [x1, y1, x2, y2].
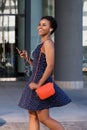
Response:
[18, 44, 71, 110]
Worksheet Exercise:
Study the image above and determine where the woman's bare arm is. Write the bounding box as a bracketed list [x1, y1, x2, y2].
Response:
[38, 40, 54, 86]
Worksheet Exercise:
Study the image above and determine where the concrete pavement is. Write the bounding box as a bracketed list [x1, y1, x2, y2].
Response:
[0, 81, 87, 130]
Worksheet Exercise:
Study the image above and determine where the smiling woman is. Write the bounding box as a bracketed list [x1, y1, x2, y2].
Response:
[18, 16, 71, 130]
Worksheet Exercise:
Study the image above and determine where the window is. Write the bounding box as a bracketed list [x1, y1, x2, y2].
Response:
[0, 0, 25, 77]
[42, 0, 55, 16]
[82, 0, 87, 72]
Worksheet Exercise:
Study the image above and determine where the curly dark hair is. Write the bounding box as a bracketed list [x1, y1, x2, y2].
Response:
[40, 16, 57, 35]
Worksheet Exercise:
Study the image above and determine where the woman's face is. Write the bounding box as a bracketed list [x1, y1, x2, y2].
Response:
[37, 19, 52, 36]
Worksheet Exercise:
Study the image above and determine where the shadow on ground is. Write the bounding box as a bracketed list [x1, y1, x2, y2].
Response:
[0, 118, 6, 126]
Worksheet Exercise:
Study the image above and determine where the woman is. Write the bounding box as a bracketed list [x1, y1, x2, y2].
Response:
[18, 16, 71, 130]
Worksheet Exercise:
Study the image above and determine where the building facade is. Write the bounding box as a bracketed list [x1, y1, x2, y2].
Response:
[0, 0, 86, 88]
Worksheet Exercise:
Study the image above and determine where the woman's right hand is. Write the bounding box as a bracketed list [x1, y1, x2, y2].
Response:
[16, 48, 28, 60]
[20, 50, 29, 60]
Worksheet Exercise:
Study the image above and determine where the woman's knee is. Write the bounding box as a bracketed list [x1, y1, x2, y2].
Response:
[28, 110, 38, 120]
[37, 109, 49, 124]
[38, 116, 48, 124]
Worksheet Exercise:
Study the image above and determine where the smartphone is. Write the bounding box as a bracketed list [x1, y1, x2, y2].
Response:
[16, 47, 22, 54]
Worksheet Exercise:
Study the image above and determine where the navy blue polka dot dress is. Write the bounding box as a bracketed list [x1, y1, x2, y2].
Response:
[18, 44, 71, 110]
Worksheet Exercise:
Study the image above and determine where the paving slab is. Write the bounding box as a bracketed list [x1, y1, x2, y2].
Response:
[0, 81, 87, 130]
[0, 122, 87, 130]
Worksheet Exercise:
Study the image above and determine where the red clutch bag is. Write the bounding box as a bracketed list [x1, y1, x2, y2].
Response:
[35, 82, 55, 100]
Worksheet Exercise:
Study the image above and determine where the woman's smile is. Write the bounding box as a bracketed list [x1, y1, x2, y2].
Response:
[37, 19, 51, 36]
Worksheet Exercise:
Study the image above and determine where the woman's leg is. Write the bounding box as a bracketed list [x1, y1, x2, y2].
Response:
[28, 110, 40, 130]
[37, 109, 65, 130]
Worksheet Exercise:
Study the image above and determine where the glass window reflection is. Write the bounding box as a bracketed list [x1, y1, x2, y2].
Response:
[0, 0, 18, 14]
[0, 0, 25, 77]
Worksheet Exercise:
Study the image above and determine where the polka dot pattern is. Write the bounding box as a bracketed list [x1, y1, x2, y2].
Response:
[18, 44, 71, 110]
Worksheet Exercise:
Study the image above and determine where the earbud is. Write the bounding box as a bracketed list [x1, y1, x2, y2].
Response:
[49, 29, 53, 35]
[50, 29, 53, 32]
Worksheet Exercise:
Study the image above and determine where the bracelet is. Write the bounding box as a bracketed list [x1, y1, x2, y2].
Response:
[26, 57, 29, 62]
[26, 57, 32, 63]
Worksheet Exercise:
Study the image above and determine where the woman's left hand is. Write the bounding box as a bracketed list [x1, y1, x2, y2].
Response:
[29, 82, 39, 90]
